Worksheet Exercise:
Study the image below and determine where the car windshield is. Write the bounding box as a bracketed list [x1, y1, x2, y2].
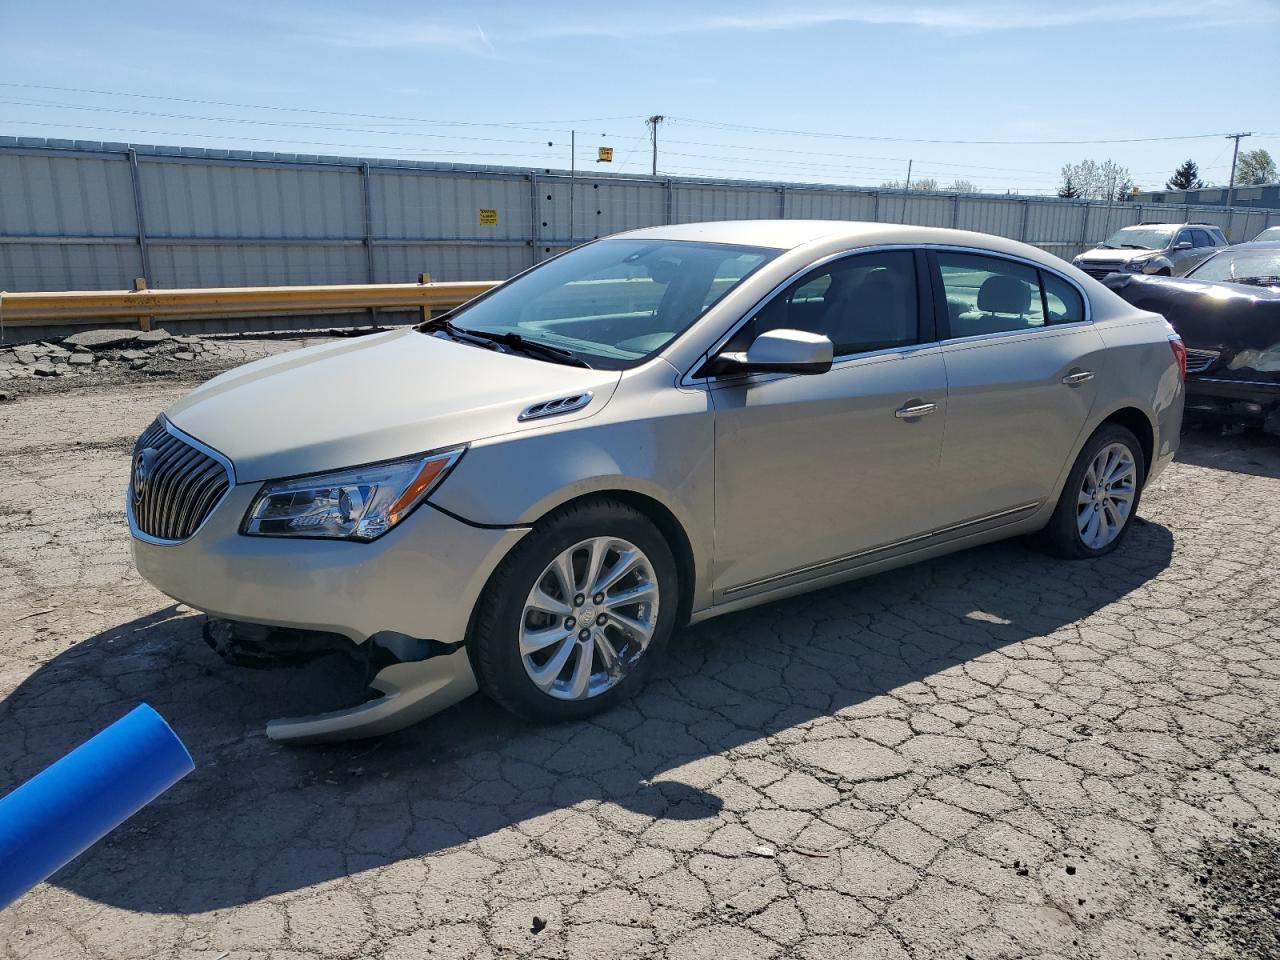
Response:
[426, 239, 779, 369]
[1256, 227, 1280, 241]
[1099, 227, 1176, 250]
[1188, 248, 1280, 284]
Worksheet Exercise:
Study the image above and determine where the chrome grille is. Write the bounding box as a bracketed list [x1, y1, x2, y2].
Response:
[1082, 265, 1124, 281]
[129, 419, 231, 542]
[1184, 348, 1220, 375]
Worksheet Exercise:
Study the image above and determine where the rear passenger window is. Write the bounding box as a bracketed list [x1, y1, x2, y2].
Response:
[936, 253, 1045, 337]
[1042, 272, 1085, 324]
[1191, 229, 1213, 247]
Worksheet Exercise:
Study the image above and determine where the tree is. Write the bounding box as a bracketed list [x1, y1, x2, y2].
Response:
[1058, 176, 1080, 199]
[879, 177, 939, 191]
[946, 179, 977, 193]
[1059, 159, 1136, 200]
[1235, 149, 1277, 186]
[1166, 159, 1204, 191]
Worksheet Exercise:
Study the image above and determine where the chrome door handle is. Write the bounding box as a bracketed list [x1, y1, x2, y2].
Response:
[1062, 370, 1094, 385]
[895, 402, 937, 419]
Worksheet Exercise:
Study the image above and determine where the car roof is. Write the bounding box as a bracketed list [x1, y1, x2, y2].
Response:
[612, 219, 1046, 254]
[1228, 240, 1280, 249]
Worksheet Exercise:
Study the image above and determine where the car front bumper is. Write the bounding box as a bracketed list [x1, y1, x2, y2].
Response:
[131, 484, 529, 742]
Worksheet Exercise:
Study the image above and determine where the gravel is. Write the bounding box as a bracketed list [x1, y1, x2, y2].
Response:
[1, 348, 1278, 959]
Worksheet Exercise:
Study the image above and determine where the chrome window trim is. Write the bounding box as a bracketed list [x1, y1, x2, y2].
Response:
[681, 242, 1093, 386]
[126, 416, 237, 547]
[937, 319, 1096, 351]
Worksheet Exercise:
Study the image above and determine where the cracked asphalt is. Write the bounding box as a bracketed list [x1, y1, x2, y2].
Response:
[2, 342, 1279, 959]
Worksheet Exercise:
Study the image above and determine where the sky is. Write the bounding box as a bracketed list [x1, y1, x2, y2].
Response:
[2, 0, 1278, 195]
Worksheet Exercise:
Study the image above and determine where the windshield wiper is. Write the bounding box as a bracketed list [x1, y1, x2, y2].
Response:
[419, 316, 592, 367]
[462, 330, 593, 368]
[1232, 276, 1280, 288]
[418, 316, 506, 351]
[1117, 244, 1150, 250]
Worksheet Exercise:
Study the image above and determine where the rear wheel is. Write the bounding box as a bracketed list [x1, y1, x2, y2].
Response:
[469, 497, 677, 721]
[1035, 424, 1145, 559]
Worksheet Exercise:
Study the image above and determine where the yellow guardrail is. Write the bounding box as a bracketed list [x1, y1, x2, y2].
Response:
[0, 278, 501, 332]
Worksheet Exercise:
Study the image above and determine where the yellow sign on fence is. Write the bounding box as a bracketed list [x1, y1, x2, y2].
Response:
[478, 208, 499, 225]
[597, 147, 614, 163]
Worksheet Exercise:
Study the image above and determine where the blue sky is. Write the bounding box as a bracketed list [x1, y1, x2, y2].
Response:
[2, 0, 1278, 194]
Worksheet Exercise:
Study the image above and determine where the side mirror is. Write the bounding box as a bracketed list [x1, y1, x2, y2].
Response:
[1173, 241, 1193, 250]
[714, 328, 833, 376]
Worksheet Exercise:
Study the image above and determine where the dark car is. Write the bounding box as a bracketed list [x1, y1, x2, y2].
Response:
[1104, 242, 1280, 432]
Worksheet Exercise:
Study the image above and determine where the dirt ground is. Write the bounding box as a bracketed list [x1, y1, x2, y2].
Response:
[2, 342, 1279, 960]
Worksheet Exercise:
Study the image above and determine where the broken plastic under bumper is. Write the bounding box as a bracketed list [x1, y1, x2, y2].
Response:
[265, 648, 480, 744]
[132, 487, 528, 741]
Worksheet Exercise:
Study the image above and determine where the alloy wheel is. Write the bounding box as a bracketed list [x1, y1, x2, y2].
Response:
[519, 536, 660, 700]
[1077, 441, 1137, 550]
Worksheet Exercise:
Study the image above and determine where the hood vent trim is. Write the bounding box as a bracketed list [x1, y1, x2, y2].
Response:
[518, 392, 593, 422]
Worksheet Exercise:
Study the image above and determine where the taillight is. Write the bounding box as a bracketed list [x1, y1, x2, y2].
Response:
[1168, 336, 1187, 381]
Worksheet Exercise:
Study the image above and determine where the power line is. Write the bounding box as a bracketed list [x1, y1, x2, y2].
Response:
[0, 119, 566, 161]
[0, 80, 645, 131]
[0, 96, 571, 148]
[668, 115, 1278, 146]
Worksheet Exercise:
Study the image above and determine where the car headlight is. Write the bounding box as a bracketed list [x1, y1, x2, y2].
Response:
[242, 448, 464, 541]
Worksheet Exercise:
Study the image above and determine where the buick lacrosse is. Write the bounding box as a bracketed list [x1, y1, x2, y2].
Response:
[128, 221, 1185, 741]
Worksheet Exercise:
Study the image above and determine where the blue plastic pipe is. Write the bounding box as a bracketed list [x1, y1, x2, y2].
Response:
[0, 703, 194, 909]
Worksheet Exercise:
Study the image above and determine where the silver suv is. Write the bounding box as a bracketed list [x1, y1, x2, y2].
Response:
[1073, 222, 1227, 280]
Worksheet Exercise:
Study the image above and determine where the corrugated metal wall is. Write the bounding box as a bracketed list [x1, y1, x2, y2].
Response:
[3, 138, 1278, 298]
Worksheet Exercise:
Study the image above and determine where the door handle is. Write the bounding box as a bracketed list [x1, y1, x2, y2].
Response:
[1062, 370, 1094, 385]
[895, 402, 937, 419]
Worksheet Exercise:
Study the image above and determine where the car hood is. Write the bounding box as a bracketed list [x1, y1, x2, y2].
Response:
[1075, 248, 1151, 265]
[165, 329, 623, 482]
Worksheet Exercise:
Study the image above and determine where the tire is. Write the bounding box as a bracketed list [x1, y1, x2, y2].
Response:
[468, 496, 678, 722]
[1035, 423, 1146, 560]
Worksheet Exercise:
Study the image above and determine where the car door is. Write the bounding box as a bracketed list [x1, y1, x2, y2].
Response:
[705, 249, 947, 600]
[1187, 229, 1220, 273]
[930, 250, 1104, 537]
[1169, 229, 1202, 275]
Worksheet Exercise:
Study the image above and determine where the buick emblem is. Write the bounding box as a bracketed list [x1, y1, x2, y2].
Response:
[133, 447, 159, 503]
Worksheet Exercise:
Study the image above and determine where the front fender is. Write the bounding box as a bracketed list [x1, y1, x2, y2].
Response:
[430, 390, 716, 611]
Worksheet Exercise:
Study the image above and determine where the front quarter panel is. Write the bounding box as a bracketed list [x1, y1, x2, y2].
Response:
[430, 360, 717, 610]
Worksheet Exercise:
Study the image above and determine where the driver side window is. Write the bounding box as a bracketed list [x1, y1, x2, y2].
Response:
[727, 251, 921, 357]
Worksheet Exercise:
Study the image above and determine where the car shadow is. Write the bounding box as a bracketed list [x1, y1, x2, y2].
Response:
[0, 522, 1173, 914]
[1177, 417, 1280, 479]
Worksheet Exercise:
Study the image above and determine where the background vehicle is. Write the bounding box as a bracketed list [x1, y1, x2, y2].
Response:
[128, 222, 1185, 741]
[1255, 226, 1280, 242]
[1105, 241, 1280, 431]
[1072, 222, 1228, 280]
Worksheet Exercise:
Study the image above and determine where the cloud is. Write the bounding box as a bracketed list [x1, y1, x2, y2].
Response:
[532, 0, 1276, 39]
[304, 18, 496, 56]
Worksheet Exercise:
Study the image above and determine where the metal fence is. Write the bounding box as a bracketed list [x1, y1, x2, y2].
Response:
[3, 137, 1278, 299]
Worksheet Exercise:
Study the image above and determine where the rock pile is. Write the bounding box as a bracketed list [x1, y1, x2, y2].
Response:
[0, 329, 213, 383]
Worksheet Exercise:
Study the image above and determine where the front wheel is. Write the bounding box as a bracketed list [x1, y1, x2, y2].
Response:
[1035, 424, 1145, 559]
[468, 497, 678, 722]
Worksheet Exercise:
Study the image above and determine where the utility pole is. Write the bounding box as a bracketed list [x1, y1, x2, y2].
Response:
[1225, 132, 1252, 208]
[904, 159, 913, 192]
[647, 115, 664, 176]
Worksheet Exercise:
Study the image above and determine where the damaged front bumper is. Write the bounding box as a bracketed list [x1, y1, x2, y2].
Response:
[132, 486, 528, 741]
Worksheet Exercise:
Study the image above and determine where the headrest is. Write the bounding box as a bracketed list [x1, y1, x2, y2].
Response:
[977, 275, 1031, 314]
